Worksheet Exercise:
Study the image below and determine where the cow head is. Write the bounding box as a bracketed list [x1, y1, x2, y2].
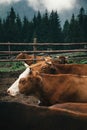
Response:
[56, 56, 68, 64]
[7, 67, 31, 96]
[18, 70, 42, 96]
[41, 61, 58, 74]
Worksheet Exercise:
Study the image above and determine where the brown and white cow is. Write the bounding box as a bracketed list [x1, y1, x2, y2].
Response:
[18, 71, 87, 106]
[1, 101, 87, 130]
[7, 60, 50, 96]
[7, 55, 66, 96]
[7, 63, 87, 96]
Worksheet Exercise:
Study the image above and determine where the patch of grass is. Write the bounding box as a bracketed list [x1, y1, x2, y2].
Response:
[0, 53, 87, 72]
[0, 62, 26, 72]
[78, 59, 87, 64]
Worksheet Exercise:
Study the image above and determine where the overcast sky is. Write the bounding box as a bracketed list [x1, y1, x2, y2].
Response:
[0, 0, 20, 4]
[0, 0, 77, 12]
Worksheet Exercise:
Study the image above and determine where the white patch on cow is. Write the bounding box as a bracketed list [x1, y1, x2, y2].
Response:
[23, 62, 30, 68]
[7, 67, 30, 96]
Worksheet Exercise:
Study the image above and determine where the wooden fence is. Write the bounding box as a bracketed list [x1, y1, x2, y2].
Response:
[0, 41, 87, 62]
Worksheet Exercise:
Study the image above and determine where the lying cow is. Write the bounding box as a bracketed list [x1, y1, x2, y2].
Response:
[16, 52, 52, 65]
[18, 70, 87, 106]
[16, 52, 68, 65]
[7, 61, 50, 96]
[7, 63, 87, 96]
[7, 55, 66, 96]
[1, 101, 87, 130]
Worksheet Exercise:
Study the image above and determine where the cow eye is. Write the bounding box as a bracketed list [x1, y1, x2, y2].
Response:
[20, 78, 26, 84]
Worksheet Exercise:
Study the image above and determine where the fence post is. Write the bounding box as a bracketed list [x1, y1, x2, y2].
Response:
[8, 42, 11, 58]
[33, 38, 37, 63]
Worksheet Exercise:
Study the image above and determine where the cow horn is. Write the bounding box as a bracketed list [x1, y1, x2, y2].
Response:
[45, 61, 52, 65]
[23, 62, 29, 68]
[65, 56, 68, 59]
[56, 56, 59, 58]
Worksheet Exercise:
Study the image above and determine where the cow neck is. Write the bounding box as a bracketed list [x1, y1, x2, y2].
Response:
[41, 76, 53, 106]
[33, 75, 51, 106]
[26, 55, 33, 65]
[53, 64, 67, 73]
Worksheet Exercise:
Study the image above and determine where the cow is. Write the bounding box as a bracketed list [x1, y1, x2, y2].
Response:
[18, 70, 87, 106]
[16, 52, 52, 66]
[7, 60, 50, 96]
[16, 52, 68, 66]
[7, 55, 68, 96]
[1, 101, 87, 130]
[7, 63, 87, 96]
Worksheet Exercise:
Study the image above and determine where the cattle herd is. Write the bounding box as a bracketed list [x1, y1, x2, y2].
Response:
[1, 52, 87, 129]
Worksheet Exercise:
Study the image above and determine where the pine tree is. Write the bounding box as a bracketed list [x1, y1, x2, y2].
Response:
[35, 11, 42, 42]
[39, 10, 49, 43]
[4, 7, 17, 42]
[15, 14, 22, 42]
[68, 14, 80, 43]
[77, 7, 85, 42]
[32, 14, 37, 38]
[63, 20, 70, 43]
[83, 14, 87, 42]
[0, 18, 3, 42]
[49, 10, 62, 43]
[22, 16, 29, 42]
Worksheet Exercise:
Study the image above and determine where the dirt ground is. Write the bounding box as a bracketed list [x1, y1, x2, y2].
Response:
[0, 70, 39, 105]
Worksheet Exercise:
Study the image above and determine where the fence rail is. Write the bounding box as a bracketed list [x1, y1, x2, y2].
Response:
[0, 42, 87, 45]
[0, 49, 87, 54]
[0, 42, 87, 62]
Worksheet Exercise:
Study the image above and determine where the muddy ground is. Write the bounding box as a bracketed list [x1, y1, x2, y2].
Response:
[0, 70, 39, 105]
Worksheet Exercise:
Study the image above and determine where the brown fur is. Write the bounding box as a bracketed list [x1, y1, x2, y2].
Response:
[53, 55, 68, 64]
[19, 72, 87, 106]
[50, 103, 87, 114]
[40, 63, 87, 75]
[16, 52, 46, 65]
[16, 52, 67, 66]
[1, 102, 87, 130]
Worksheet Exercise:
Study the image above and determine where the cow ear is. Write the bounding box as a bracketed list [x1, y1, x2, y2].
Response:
[24, 63, 29, 68]
[45, 61, 52, 65]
